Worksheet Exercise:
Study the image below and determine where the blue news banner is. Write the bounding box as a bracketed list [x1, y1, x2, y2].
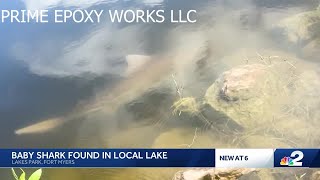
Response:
[274, 149, 320, 168]
[0, 149, 215, 168]
[0, 149, 319, 168]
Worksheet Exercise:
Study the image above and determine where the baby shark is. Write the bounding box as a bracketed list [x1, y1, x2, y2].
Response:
[14, 54, 174, 135]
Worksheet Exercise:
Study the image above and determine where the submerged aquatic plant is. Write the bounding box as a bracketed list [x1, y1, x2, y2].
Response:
[171, 73, 200, 116]
[172, 97, 199, 116]
[295, 173, 306, 180]
[11, 168, 42, 180]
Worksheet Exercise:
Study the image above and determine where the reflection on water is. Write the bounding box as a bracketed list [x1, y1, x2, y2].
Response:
[1, 0, 320, 179]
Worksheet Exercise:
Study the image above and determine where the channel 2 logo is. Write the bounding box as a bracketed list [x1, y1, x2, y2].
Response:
[280, 150, 304, 167]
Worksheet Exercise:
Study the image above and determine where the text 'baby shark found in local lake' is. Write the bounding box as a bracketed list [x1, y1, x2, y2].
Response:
[12, 151, 168, 160]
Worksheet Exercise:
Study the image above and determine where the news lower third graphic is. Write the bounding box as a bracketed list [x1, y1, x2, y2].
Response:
[0, 149, 319, 168]
[0, 149, 214, 168]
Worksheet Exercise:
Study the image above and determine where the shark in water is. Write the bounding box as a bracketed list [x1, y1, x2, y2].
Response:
[15, 54, 175, 135]
[14, 28, 211, 135]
